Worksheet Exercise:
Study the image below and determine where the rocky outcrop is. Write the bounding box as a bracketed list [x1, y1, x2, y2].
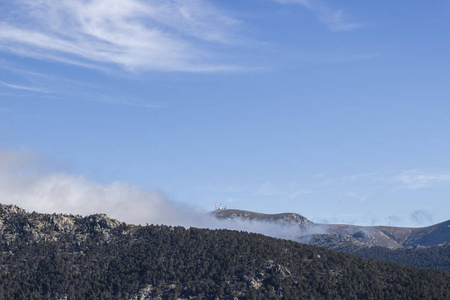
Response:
[0, 203, 125, 243]
[242, 260, 291, 291]
[0, 204, 26, 215]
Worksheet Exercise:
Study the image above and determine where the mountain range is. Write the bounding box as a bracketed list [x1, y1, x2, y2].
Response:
[213, 209, 450, 250]
[1, 204, 449, 299]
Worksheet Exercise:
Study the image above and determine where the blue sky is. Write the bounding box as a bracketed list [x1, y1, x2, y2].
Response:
[1, 0, 450, 227]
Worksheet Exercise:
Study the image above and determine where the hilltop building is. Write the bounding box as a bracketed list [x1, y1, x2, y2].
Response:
[215, 203, 226, 211]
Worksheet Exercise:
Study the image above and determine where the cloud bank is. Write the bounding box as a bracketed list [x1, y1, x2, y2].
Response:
[0, 0, 240, 72]
[0, 149, 302, 240]
[1, 149, 445, 237]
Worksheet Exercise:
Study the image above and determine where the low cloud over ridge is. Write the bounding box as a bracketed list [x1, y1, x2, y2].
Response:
[0, 149, 302, 240]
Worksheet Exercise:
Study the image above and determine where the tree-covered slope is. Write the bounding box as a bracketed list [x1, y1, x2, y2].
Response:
[0, 205, 449, 299]
[349, 244, 450, 274]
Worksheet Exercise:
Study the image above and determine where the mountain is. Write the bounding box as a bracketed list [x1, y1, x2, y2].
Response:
[306, 220, 450, 251]
[1, 204, 449, 299]
[213, 209, 450, 273]
[213, 209, 450, 249]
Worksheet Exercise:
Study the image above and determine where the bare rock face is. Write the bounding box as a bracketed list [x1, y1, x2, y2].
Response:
[242, 260, 291, 293]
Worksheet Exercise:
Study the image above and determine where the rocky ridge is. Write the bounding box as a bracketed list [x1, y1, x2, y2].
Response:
[0, 204, 125, 244]
[213, 209, 310, 227]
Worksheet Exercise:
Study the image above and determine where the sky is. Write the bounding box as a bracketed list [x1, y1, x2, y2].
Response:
[1, 0, 450, 228]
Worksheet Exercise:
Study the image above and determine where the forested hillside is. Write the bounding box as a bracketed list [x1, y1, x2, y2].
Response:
[349, 245, 450, 274]
[1, 205, 449, 299]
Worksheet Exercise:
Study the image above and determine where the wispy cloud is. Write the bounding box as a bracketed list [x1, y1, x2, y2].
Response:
[0, 63, 163, 108]
[410, 210, 434, 226]
[272, 0, 361, 32]
[393, 170, 450, 190]
[0, 80, 47, 92]
[386, 215, 402, 226]
[344, 170, 450, 190]
[0, 0, 241, 72]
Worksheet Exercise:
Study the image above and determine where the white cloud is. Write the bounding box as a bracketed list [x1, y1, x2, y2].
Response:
[0, 149, 305, 241]
[272, 0, 361, 32]
[0, 149, 195, 225]
[0, 0, 241, 72]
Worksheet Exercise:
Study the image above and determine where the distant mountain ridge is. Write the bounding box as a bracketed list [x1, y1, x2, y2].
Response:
[213, 209, 450, 250]
[213, 209, 310, 227]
